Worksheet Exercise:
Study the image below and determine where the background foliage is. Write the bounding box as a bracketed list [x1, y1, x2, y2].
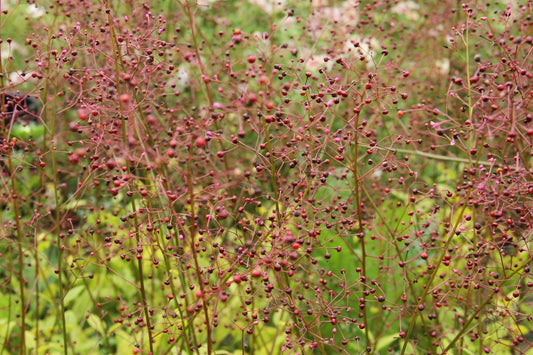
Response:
[0, 0, 532, 354]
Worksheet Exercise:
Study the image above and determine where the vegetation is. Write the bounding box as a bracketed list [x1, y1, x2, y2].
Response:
[0, 0, 532, 354]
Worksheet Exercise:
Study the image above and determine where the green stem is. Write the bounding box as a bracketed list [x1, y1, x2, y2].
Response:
[400, 188, 472, 355]
[369, 145, 492, 166]
[0, 8, 26, 353]
[104, 0, 155, 351]
[464, 19, 473, 125]
[49, 95, 69, 355]
[262, 123, 282, 224]
[442, 255, 533, 353]
[185, 147, 213, 354]
[351, 111, 370, 347]
[6, 155, 26, 354]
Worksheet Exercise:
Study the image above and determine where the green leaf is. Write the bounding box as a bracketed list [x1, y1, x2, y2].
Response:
[10, 122, 45, 141]
[87, 313, 106, 336]
[373, 333, 397, 352]
[107, 322, 122, 336]
[63, 285, 86, 306]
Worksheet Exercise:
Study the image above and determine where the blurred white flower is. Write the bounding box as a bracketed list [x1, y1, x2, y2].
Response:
[344, 35, 380, 69]
[196, 0, 217, 8]
[323, 1, 359, 27]
[434, 58, 450, 76]
[426, 24, 444, 38]
[308, 1, 359, 37]
[505, 1, 520, 21]
[391, 1, 420, 21]
[310, 0, 329, 7]
[305, 53, 334, 72]
[166, 64, 190, 91]
[8, 71, 38, 85]
[26, 4, 45, 18]
[248, 0, 286, 14]
[1, 41, 28, 61]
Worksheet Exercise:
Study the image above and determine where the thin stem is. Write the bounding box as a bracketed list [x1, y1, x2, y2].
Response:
[6, 155, 26, 354]
[34, 230, 40, 353]
[464, 18, 474, 125]
[185, 147, 213, 354]
[262, 123, 282, 224]
[442, 255, 533, 353]
[181, 0, 232, 180]
[0, 6, 26, 353]
[351, 111, 369, 347]
[369, 145, 493, 166]
[400, 188, 473, 355]
[104, 0, 155, 351]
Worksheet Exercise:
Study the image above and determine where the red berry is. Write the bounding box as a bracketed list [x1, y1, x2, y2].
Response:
[119, 93, 130, 103]
[195, 136, 206, 148]
[77, 108, 90, 121]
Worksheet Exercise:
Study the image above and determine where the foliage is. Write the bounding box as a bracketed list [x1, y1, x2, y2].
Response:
[0, 0, 532, 354]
